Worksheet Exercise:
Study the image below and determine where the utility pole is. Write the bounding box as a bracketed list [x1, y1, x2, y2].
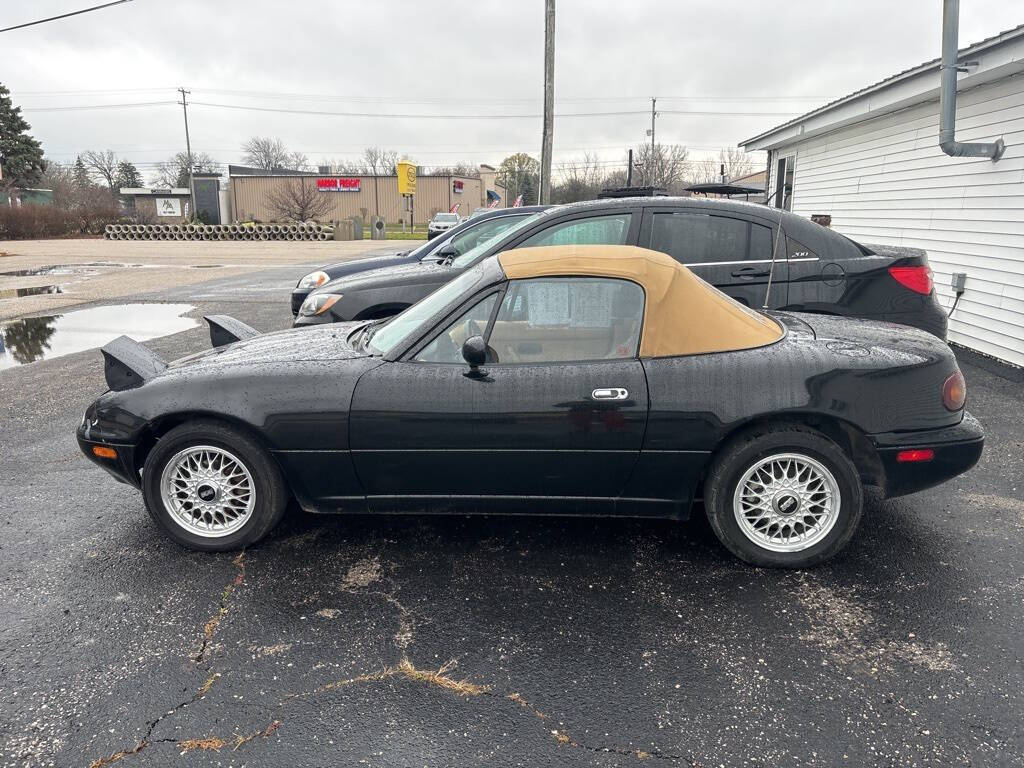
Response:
[626, 148, 633, 187]
[178, 87, 195, 220]
[647, 97, 657, 187]
[539, 0, 555, 204]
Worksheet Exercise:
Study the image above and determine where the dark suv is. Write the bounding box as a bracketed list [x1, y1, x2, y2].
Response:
[295, 197, 947, 338]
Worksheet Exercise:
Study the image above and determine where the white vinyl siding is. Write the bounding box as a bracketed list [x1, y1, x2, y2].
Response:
[776, 73, 1024, 366]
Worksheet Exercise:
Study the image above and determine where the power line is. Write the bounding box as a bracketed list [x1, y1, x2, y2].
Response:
[186, 101, 797, 120]
[20, 101, 176, 112]
[0, 0, 135, 33]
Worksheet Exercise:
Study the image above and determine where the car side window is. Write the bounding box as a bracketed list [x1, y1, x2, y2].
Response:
[649, 212, 773, 264]
[451, 216, 523, 255]
[487, 278, 644, 364]
[413, 294, 498, 363]
[520, 213, 632, 247]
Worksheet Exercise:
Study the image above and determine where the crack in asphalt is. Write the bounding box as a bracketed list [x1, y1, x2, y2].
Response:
[194, 552, 245, 662]
[88, 552, 253, 767]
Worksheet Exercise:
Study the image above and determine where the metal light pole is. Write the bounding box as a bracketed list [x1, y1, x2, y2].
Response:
[539, 0, 555, 204]
[178, 87, 196, 220]
[648, 97, 657, 187]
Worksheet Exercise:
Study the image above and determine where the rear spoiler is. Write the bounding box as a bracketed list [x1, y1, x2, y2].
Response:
[101, 336, 167, 391]
[861, 243, 928, 263]
[204, 315, 260, 348]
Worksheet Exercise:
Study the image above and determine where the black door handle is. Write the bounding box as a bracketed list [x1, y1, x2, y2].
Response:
[731, 266, 771, 278]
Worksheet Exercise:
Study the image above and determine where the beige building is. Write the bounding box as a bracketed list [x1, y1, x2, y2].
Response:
[228, 164, 506, 225]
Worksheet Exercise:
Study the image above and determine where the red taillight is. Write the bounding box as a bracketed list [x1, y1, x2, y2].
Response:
[942, 369, 966, 411]
[888, 265, 933, 294]
[897, 449, 935, 463]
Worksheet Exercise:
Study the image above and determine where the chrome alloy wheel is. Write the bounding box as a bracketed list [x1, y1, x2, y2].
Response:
[159, 445, 255, 537]
[732, 452, 841, 553]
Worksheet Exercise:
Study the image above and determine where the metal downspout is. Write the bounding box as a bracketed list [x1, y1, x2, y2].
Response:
[939, 0, 1005, 160]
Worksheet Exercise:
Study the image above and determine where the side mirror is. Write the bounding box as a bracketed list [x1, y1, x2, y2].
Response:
[436, 243, 457, 258]
[461, 335, 487, 369]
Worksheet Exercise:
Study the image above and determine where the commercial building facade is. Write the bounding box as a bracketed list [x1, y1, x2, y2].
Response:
[742, 24, 1024, 367]
[227, 164, 507, 225]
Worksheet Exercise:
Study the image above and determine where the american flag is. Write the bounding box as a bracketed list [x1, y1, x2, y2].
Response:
[449, 203, 460, 214]
[512, 195, 524, 208]
[488, 199, 500, 209]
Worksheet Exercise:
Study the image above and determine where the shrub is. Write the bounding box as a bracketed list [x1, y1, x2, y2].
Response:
[0, 200, 124, 239]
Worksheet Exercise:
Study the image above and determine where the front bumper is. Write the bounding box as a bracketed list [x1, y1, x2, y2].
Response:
[871, 411, 983, 497]
[291, 288, 310, 316]
[76, 426, 142, 488]
[293, 310, 335, 327]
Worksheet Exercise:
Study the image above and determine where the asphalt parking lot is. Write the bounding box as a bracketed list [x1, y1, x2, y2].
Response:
[1, 244, 1023, 767]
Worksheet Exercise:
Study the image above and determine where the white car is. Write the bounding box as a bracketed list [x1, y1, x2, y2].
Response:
[427, 212, 460, 239]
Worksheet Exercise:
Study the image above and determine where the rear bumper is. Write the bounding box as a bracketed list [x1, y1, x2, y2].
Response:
[871, 411, 983, 497]
[76, 428, 142, 489]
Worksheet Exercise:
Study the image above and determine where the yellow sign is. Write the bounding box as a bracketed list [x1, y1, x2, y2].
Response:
[397, 161, 417, 196]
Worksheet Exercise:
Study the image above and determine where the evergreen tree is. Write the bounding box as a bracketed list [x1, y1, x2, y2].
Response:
[73, 156, 92, 189]
[114, 160, 143, 190]
[0, 83, 45, 189]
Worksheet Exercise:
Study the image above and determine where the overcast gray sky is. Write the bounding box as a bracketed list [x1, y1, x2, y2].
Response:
[2, 0, 1020, 182]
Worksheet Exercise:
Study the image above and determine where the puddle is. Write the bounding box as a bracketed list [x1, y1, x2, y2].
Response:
[0, 303, 197, 370]
[0, 263, 144, 277]
[0, 285, 63, 299]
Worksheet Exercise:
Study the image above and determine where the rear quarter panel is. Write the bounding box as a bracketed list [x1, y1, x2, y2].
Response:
[641, 313, 961, 454]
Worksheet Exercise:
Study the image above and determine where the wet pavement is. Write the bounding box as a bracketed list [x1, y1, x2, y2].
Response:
[1, 266, 1023, 767]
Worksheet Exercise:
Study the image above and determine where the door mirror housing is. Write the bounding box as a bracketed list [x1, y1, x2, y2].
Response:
[462, 335, 487, 369]
[436, 243, 457, 258]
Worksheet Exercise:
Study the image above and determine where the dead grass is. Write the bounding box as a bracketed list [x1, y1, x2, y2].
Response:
[197, 552, 245, 660]
[307, 657, 488, 698]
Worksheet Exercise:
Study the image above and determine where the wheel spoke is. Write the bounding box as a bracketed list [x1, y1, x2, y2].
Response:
[159, 445, 256, 538]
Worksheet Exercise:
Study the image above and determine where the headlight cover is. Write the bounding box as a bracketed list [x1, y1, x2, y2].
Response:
[299, 293, 342, 318]
[297, 270, 329, 289]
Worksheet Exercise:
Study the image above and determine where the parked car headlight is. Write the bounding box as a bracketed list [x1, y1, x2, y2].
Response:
[297, 270, 329, 289]
[299, 293, 342, 317]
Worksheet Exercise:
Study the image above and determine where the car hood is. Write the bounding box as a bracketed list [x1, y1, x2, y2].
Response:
[319, 251, 417, 281]
[310, 259, 457, 297]
[166, 321, 369, 373]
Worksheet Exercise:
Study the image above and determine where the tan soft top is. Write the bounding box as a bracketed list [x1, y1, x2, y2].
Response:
[497, 245, 783, 358]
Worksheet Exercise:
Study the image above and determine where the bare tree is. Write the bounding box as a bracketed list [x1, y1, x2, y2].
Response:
[552, 152, 606, 203]
[151, 151, 216, 188]
[81, 149, 119, 194]
[265, 177, 333, 222]
[242, 136, 293, 170]
[425, 163, 479, 177]
[362, 146, 399, 175]
[632, 143, 690, 193]
[287, 151, 312, 171]
[691, 147, 756, 185]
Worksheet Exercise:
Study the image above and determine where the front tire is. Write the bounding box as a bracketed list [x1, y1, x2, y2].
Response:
[703, 425, 863, 568]
[142, 420, 288, 551]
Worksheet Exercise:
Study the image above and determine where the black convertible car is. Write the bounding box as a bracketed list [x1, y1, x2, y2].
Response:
[78, 245, 982, 568]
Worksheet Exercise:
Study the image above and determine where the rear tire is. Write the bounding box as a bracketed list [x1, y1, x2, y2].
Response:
[142, 420, 288, 551]
[703, 425, 863, 568]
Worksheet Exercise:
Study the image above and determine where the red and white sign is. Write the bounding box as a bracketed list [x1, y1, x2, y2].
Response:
[317, 177, 361, 192]
[452, 179, 464, 194]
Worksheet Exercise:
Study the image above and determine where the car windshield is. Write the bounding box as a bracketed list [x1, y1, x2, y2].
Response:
[367, 265, 489, 356]
[434, 214, 458, 223]
[449, 212, 541, 268]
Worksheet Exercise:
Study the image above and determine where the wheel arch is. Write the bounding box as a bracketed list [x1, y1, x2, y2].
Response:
[135, 411, 296, 500]
[699, 411, 883, 490]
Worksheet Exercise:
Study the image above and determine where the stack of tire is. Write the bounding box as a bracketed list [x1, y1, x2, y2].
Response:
[104, 223, 334, 241]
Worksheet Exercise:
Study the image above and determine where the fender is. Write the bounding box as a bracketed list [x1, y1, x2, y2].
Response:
[204, 314, 260, 348]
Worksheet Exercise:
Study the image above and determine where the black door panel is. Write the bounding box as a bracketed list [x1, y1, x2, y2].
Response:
[349, 360, 649, 505]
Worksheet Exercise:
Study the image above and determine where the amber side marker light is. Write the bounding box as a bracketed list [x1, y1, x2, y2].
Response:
[92, 445, 117, 459]
[897, 449, 935, 463]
